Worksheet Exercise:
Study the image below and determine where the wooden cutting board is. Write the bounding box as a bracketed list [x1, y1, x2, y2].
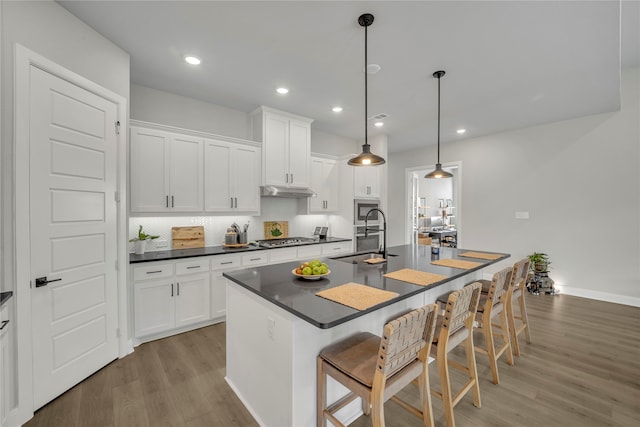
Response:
[263, 221, 288, 239]
[172, 226, 205, 249]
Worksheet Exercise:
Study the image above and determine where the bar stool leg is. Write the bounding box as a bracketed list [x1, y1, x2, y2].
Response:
[500, 307, 514, 366]
[437, 344, 455, 427]
[465, 329, 481, 408]
[520, 293, 532, 344]
[317, 357, 326, 427]
[507, 296, 521, 357]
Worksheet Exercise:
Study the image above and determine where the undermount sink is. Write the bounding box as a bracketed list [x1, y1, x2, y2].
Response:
[331, 252, 398, 264]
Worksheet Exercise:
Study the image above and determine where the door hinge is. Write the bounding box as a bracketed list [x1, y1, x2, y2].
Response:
[114, 191, 120, 203]
[115, 120, 121, 135]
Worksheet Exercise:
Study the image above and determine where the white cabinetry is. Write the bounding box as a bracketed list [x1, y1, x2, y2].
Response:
[307, 156, 338, 213]
[130, 126, 203, 212]
[251, 106, 313, 188]
[133, 259, 210, 339]
[354, 166, 381, 198]
[204, 138, 261, 214]
[321, 241, 353, 257]
[211, 254, 242, 320]
[1, 303, 11, 426]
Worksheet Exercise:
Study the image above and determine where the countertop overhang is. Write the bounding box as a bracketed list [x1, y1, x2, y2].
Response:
[223, 244, 509, 329]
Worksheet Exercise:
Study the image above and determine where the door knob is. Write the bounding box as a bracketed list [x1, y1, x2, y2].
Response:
[35, 276, 62, 288]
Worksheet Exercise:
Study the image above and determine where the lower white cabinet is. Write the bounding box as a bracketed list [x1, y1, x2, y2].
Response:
[133, 258, 211, 339]
[131, 241, 352, 342]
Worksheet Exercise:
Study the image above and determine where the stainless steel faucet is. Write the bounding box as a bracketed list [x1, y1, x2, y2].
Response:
[364, 208, 387, 259]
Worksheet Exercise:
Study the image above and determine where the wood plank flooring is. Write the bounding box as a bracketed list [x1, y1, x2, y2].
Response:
[26, 294, 640, 427]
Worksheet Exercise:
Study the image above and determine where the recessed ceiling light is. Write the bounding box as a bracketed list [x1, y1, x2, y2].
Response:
[457, 128, 466, 134]
[332, 106, 343, 113]
[374, 121, 384, 127]
[276, 87, 289, 94]
[184, 55, 201, 65]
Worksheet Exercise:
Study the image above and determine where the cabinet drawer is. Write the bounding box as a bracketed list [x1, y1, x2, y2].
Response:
[321, 242, 352, 256]
[176, 258, 210, 275]
[211, 254, 241, 271]
[133, 263, 174, 281]
[269, 247, 298, 264]
[297, 245, 322, 259]
[242, 253, 268, 266]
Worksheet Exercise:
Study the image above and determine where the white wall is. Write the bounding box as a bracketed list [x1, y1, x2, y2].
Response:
[388, 67, 640, 303]
[131, 84, 251, 140]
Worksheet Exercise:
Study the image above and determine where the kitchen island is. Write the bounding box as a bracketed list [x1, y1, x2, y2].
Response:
[224, 244, 508, 427]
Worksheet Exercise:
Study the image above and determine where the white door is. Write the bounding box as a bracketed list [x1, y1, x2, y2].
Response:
[130, 127, 170, 212]
[169, 133, 203, 211]
[233, 145, 260, 212]
[204, 139, 233, 212]
[29, 66, 119, 409]
[288, 119, 310, 188]
[264, 114, 289, 186]
[175, 274, 210, 328]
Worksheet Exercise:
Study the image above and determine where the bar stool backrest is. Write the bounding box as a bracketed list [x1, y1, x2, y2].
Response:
[511, 258, 531, 292]
[442, 282, 482, 334]
[377, 304, 437, 377]
[487, 267, 513, 305]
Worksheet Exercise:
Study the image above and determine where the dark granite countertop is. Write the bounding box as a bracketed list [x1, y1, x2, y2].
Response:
[129, 237, 352, 264]
[0, 291, 13, 308]
[223, 244, 509, 329]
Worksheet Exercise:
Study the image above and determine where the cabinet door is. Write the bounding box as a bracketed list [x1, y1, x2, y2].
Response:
[211, 270, 228, 320]
[233, 145, 261, 213]
[308, 158, 325, 212]
[204, 140, 233, 212]
[130, 127, 170, 212]
[354, 166, 380, 198]
[175, 274, 211, 328]
[323, 159, 339, 212]
[263, 114, 289, 186]
[134, 279, 175, 337]
[169, 134, 203, 211]
[288, 119, 310, 188]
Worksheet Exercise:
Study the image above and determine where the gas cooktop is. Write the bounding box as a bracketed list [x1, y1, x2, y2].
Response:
[257, 237, 317, 248]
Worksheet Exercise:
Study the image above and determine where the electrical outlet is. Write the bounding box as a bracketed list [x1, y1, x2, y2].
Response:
[515, 211, 530, 220]
[155, 239, 168, 248]
[267, 317, 275, 340]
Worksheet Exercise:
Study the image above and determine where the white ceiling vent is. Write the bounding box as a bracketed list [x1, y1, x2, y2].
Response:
[369, 113, 388, 121]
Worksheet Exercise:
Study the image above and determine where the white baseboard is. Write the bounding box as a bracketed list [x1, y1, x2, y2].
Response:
[554, 285, 640, 308]
[225, 376, 267, 427]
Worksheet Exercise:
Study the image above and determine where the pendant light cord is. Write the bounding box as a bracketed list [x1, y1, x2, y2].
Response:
[437, 73, 441, 163]
[364, 22, 368, 147]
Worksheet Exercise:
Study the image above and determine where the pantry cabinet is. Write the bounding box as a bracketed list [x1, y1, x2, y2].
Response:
[204, 138, 261, 214]
[130, 126, 203, 212]
[251, 106, 313, 189]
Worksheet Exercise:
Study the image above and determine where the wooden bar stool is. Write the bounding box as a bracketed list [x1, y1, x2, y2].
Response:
[506, 258, 532, 356]
[430, 282, 482, 427]
[317, 303, 439, 427]
[473, 267, 514, 384]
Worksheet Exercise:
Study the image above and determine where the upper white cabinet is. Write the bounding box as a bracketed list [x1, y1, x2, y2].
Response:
[130, 126, 203, 212]
[251, 106, 313, 188]
[204, 138, 261, 214]
[307, 156, 338, 213]
[354, 165, 381, 199]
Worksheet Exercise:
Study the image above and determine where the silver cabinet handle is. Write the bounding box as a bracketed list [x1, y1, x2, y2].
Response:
[166, 195, 169, 208]
[171, 283, 174, 297]
[146, 270, 162, 274]
[171, 195, 175, 207]
[186, 265, 200, 269]
[230, 197, 234, 208]
[177, 283, 180, 296]
[291, 174, 294, 183]
[250, 258, 261, 261]
[221, 261, 233, 265]
[234, 197, 238, 208]
[285, 173, 289, 183]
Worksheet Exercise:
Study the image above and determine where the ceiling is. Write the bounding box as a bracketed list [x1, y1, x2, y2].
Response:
[59, 1, 639, 154]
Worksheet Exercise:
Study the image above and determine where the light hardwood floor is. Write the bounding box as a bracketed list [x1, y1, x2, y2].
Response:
[26, 293, 640, 427]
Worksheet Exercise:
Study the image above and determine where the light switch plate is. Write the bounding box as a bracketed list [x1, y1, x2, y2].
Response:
[515, 211, 530, 219]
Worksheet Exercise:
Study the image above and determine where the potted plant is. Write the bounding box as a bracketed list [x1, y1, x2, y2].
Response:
[528, 252, 551, 273]
[129, 225, 159, 255]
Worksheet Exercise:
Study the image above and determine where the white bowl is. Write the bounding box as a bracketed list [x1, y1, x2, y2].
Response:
[292, 268, 331, 281]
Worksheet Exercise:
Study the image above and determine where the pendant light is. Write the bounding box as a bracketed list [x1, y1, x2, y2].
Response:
[348, 13, 385, 166]
[425, 70, 453, 179]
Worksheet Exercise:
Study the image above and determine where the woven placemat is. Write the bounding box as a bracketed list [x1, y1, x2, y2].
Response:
[459, 251, 502, 261]
[316, 283, 399, 311]
[383, 269, 448, 287]
[431, 258, 483, 270]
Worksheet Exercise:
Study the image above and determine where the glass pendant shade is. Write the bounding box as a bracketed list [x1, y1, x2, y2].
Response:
[349, 13, 385, 167]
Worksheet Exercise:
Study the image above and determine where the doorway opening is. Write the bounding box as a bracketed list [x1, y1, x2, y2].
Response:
[405, 163, 461, 246]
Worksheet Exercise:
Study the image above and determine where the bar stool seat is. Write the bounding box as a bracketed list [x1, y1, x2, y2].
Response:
[317, 304, 438, 427]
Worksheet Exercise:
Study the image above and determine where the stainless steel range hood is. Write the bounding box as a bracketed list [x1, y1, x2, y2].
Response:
[260, 185, 316, 198]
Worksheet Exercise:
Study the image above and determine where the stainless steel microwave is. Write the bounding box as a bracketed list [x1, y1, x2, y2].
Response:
[354, 199, 380, 224]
